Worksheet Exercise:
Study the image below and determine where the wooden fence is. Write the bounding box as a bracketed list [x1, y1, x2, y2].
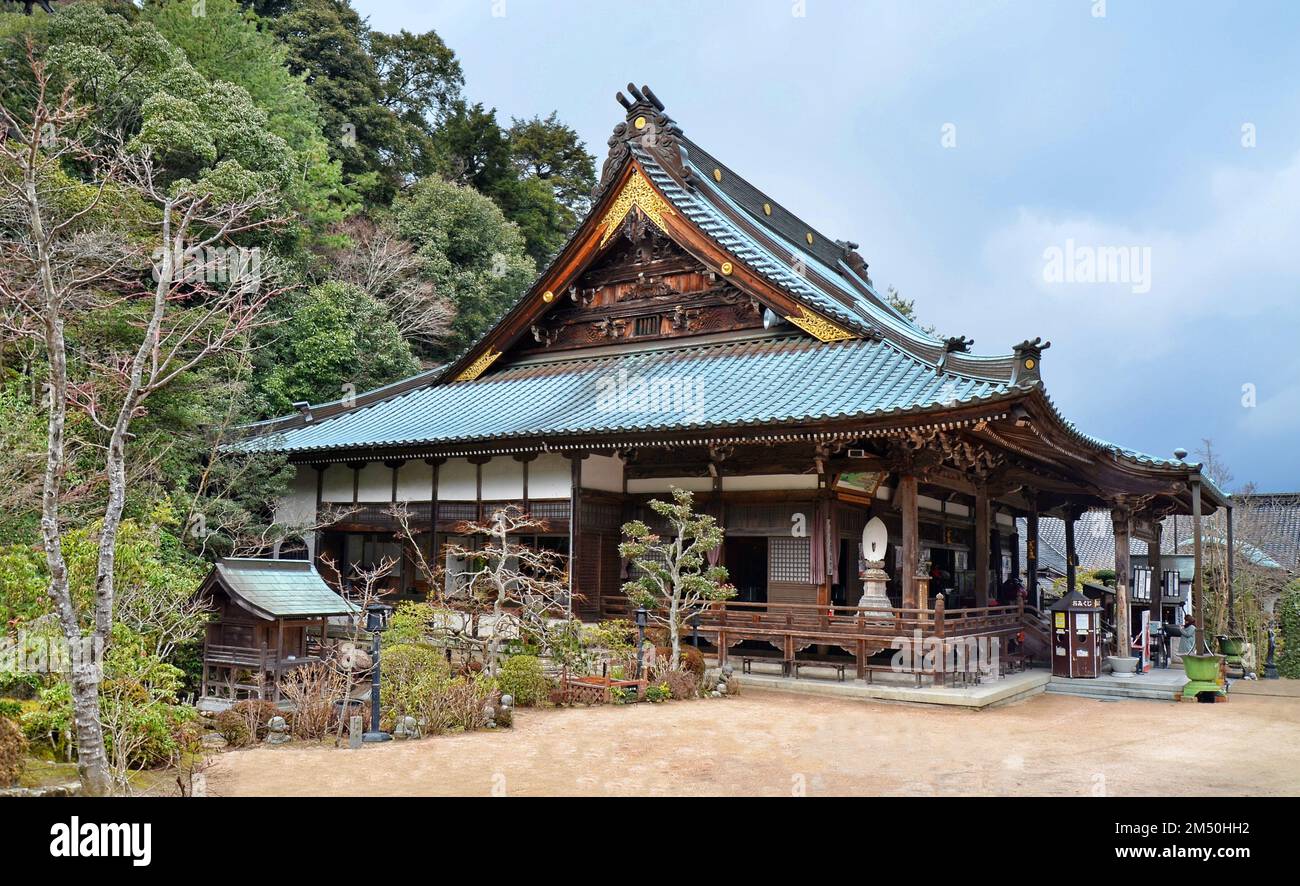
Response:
[597, 595, 1033, 683]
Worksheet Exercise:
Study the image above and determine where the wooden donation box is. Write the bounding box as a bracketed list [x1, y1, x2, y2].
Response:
[1050, 590, 1101, 678]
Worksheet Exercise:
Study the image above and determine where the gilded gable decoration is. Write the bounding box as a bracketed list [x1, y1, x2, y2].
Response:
[784, 306, 855, 343]
[598, 169, 676, 247]
[454, 349, 502, 382]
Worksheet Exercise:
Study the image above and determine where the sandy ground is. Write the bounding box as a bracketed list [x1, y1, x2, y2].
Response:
[206, 690, 1300, 797]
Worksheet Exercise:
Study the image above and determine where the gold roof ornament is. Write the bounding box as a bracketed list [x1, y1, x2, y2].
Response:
[720, 261, 734, 276]
[542, 290, 555, 303]
[784, 306, 855, 343]
[454, 348, 502, 382]
[598, 169, 677, 247]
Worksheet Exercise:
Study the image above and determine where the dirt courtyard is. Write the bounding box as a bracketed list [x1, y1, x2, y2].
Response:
[206, 689, 1300, 797]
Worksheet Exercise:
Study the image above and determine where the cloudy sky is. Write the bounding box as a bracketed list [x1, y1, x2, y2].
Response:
[355, 0, 1300, 491]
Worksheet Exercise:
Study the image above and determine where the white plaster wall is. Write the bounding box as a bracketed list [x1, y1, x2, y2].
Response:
[439, 458, 477, 500]
[528, 453, 571, 499]
[356, 462, 392, 503]
[396, 460, 434, 502]
[997, 512, 1015, 527]
[581, 453, 624, 492]
[273, 465, 318, 526]
[721, 474, 818, 491]
[321, 464, 353, 502]
[481, 457, 524, 499]
[626, 476, 713, 493]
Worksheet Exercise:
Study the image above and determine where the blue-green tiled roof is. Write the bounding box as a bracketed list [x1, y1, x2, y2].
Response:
[209, 559, 357, 619]
[235, 335, 1013, 457]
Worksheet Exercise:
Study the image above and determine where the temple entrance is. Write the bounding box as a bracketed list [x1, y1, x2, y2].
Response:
[725, 536, 768, 603]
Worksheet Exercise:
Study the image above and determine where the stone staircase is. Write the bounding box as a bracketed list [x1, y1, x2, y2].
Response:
[1045, 670, 1188, 702]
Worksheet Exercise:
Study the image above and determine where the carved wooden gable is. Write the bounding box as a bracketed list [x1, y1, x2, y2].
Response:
[509, 219, 765, 358]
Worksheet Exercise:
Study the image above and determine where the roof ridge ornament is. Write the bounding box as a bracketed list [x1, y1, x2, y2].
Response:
[1010, 337, 1051, 386]
[594, 83, 684, 197]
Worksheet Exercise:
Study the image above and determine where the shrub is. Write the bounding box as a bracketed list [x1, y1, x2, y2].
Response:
[21, 683, 72, 756]
[0, 716, 27, 787]
[232, 699, 280, 742]
[214, 699, 281, 747]
[0, 700, 22, 720]
[279, 662, 349, 740]
[213, 709, 252, 747]
[381, 643, 451, 724]
[496, 655, 548, 707]
[424, 674, 497, 733]
[387, 601, 441, 646]
[1278, 581, 1300, 679]
[0, 668, 44, 700]
[665, 669, 699, 701]
[645, 682, 669, 703]
[655, 645, 705, 676]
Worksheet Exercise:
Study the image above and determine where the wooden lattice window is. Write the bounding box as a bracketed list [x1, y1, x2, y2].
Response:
[633, 315, 659, 337]
[768, 537, 811, 583]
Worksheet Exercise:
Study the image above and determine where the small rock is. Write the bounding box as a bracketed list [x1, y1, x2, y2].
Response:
[716, 683, 727, 695]
[201, 733, 228, 750]
[711, 690, 722, 698]
[500, 694, 514, 708]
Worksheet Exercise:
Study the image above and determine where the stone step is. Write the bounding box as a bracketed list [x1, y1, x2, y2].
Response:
[1045, 679, 1183, 702]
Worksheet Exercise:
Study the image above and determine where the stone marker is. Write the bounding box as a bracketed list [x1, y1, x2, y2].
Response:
[348, 714, 363, 749]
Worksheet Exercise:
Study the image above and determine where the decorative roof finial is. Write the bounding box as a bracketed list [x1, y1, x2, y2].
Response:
[594, 82, 684, 198]
[1010, 337, 1051, 386]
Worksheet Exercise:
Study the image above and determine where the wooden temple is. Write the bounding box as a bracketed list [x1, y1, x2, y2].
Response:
[236, 84, 1231, 678]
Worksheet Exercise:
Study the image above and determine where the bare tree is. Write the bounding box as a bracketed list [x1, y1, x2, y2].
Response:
[0, 51, 284, 794]
[393, 504, 574, 675]
[328, 218, 453, 348]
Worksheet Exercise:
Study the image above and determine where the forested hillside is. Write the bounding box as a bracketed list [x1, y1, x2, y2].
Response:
[0, 0, 594, 590]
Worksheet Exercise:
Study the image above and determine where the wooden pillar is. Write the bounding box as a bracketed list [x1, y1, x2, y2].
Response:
[899, 474, 919, 609]
[1010, 523, 1021, 587]
[992, 522, 1004, 590]
[1112, 507, 1132, 658]
[1064, 509, 1078, 595]
[933, 594, 946, 687]
[1192, 480, 1205, 652]
[1225, 503, 1236, 632]
[274, 620, 285, 702]
[1026, 504, 1040, 611]
[974, 485, 990, 608]
[567, 453, 584, 617]
[1148, 519, 1163, 628]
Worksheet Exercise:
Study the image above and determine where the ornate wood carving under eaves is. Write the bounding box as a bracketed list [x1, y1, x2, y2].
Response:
[901, 429, 1005, 478]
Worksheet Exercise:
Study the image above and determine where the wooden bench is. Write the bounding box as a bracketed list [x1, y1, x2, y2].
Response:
[863, 664, 926, 687]
[793, 659, 848, 682]
[742, 656, 790, 678]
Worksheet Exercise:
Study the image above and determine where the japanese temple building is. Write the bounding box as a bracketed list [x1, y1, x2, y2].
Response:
[236, 84, 1231, 673]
